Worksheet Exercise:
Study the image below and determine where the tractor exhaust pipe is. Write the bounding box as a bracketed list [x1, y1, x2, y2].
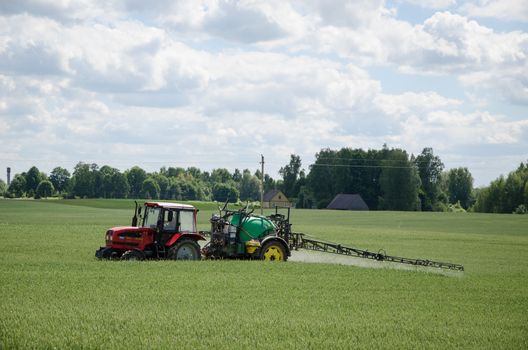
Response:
[132, 201, 138, 226]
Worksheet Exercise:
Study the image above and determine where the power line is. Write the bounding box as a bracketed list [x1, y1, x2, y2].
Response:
[315, 157, 456, 165]
[310, 163, 414, 169]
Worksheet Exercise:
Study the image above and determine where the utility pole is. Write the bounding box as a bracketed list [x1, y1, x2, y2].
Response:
[260, 154, 264, 215]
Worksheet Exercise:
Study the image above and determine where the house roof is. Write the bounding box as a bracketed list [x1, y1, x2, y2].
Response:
[263, 189, 288, 202]
[327, 194, 369, 211]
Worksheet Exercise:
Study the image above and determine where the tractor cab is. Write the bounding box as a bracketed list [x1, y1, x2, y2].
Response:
[96, 201, 204, 260]
[140, 202, 197, 245]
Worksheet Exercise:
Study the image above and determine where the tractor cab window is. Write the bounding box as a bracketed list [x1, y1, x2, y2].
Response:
[164, 210, 177, 232]
[179, 211, 195, 233]
[143, 207, 161, 229]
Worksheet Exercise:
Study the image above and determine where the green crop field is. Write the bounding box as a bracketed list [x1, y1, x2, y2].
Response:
[0, 199, 527, 349]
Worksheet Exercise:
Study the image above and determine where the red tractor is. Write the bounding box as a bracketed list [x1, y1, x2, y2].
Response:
[95, 201, 205, 260]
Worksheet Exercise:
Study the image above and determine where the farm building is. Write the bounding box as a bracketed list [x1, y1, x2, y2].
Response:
[263, 189, 292, 208]
[327, 194, 369, 211]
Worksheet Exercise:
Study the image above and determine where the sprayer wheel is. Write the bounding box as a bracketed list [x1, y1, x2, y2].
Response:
[260, 241, 287, 262]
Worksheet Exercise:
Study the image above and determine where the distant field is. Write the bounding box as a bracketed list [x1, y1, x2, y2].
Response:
[43, 198, 223, 211]
[0, 199, 527, 349]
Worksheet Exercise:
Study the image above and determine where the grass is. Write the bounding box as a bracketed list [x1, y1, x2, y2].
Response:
[0, 199, 527, 349]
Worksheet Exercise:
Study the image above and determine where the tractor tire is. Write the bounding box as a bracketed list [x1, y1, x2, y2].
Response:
[121, 250, 145, 261]
[260, 241, 288, 262]
[101, 247, 114, 259]
[168, 239, 201, 261]
[96, 247, 113, 259]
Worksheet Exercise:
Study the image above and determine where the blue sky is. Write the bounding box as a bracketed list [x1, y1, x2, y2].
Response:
[0, 0, 527, 186]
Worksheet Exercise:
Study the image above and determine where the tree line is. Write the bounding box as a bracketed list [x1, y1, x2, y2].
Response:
[1, 163, 274, 203]
[280, 146, 526, 213]
[280, 146, 474, 212]
[472, 163, 528, 214]
[1, 146, 526, 213]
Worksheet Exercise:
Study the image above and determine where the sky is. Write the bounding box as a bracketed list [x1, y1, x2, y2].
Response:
[0, 0, 527, 187]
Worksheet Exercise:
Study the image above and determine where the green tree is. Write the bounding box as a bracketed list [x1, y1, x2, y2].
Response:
[151, 174, 170, 199]
[263, 174, 276, 193]
[487, 176, 505, 213]
[167, 178, 183, 200]
[279, 154, 302, 198]
[8, 174, 26, 197]
[111, 172, 130, 198]
[525, 181, 528, 207]
[71, 162, 98, 198]
[49, 167, 70, 194]
[232, 169, 242, 183]
[473, 187, 490, 213]
[98, 166, 119, 198]
[187, 167, 202, 179]
[296, 185, 315, 209]
[141, 178, 160, 199]
[36, 180, 54, 198]
[126, 166, 147, 198]
[213, 182, 239, 203]
[415, 148, 444, 211]
[332, 148, 382, 209]
[25, 166, 45, 196]
[502, 166, 527, 213]
[0, 179, 7, 196]
[211, 168, 232, 184]
[446, 167, 474, 209]
[379, 149, 421, 211]
[200, 171, 211, 183]
[308, 148, 338, 208]
[473, 161, 528, 213]
[165, 167, 185, 178]
[239, 170, 260, 201]
[180, 180, 199, 200]
[308, 147, 387, 209]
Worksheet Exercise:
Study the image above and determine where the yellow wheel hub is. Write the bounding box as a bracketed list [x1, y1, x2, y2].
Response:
[263, 245, 284, 261]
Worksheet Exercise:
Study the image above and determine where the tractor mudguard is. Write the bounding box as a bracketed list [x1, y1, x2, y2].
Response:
[165, 232, 206, 247]
[259, 236, 291, 257]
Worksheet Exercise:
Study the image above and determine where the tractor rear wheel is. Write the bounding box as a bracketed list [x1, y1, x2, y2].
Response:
[121, 250, 145, 261]
[168, 239, 201, 260]
[260, 241, 287, 262]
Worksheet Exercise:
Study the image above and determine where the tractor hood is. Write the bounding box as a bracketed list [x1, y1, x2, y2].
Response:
[109, 226, 154, 234]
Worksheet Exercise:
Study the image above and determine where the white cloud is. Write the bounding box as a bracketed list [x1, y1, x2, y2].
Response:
[460, 0, 528, 22]
[0, 14, 211, 96]
[387, 12, 528, 105]
[393, 12, 528, 72]
[374, 91, 462, 116]
[399, 0, 457, 9]
[400, 110, 528, 150]
[0, 0, 120, 23]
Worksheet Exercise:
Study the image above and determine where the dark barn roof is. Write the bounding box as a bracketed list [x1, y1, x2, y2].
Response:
[264, 189, 285, 202]
[327, 194, 369, 211]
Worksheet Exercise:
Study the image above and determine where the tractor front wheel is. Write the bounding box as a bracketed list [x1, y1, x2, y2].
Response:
[96, 247, 113, 259]
[168, 239, 201, 260]
[260, 241, 287, 262]
[121, 250, 145, 261]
